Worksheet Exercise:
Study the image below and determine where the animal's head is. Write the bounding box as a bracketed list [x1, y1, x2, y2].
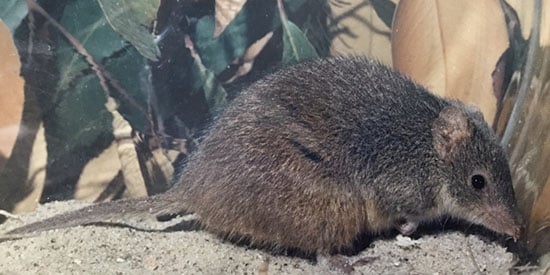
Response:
[432, 104, 522, 240]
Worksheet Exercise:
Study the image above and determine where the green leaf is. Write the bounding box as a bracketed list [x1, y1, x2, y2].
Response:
[48, 0, 151, 167]
[189, 51, 227, 115]
[0, 0, 28, 32]
[281, 20, 318, 65]
[195, 0, 307, 75]
[45, 71, 114, 187]
[370, 0, 396, 29]
[51, 0, 122, 158]
[56, 0, 127, 91]
[104, 47, 151, 132]
[97, 0, 161, 61]
[50, 74, 113, 153]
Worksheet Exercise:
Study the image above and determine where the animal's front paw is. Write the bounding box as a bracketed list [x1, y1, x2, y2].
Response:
[395, 218, 418, 235]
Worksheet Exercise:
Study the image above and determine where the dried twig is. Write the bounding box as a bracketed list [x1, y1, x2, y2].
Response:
[25, 0, 155, 134]
[0, 209, 21, 220]
[466, 238, 483, 274]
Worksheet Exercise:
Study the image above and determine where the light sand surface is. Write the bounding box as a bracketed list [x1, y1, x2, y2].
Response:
[0, 200, 520, 274]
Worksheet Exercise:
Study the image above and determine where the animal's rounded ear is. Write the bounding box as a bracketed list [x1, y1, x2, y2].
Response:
[432, 106, 472, 160]
[464, 103, 486, 123]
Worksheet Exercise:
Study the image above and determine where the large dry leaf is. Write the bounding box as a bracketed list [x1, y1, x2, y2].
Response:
[507, 46, 550, 258]
[214, 0, 247, 37]
[12, 123, 47, 213]
[502, 0, 550, 259]
[108, 98, 148, 198]
[75, 96, 149, 201]
[0, 20, 24, 166]
[528, 176, 550, 255]
[329, 0, 394, 65]
[226, 31, 273, 83]
[0, 19, 45, 214]
[0, 84, 46, 214]
[75, 139, 177, 202]
[507, 0, 549, 47]
[74, 141, 122, 202]
[542, 0, 550, 46]
[391, 0, 508, 124]
[141, 147, 176, 195]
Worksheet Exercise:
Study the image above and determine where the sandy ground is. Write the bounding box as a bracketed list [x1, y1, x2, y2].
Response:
[0, 200, 528, 274]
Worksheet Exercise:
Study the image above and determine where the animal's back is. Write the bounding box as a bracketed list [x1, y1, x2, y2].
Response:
[173, 57, 448, 253]
[1, 51, 523, 270]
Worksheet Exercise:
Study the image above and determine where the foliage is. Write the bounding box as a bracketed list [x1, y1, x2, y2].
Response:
[0, 0, 328, 202]
[1, 0, 549, 264]
[0, 0, 27, 32]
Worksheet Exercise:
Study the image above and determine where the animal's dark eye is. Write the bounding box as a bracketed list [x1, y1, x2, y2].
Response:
[471, 174, 486, 190]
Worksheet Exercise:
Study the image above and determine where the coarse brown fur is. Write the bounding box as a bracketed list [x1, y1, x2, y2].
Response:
[5, 57, 522, 255]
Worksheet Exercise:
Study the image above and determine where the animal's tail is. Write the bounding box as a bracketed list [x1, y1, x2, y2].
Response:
[5, 191, 186, 235]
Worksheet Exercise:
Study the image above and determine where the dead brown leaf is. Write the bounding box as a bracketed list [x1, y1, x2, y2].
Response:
[109, 98, 148, 199]
[74, 141, 122, 202]
[504, 19, 550, 257]
[528, 176, 550, 255]
[329, 0, 393, 65]
[0, 19, 46, 214]
[75, 138, 177, 202]
[140, 147, 176, 195]
[226, 31, 273, 83]
[12, 123, 46, 213]
[214, 0, 247, 37]
[0, 20, 25, 165]
[391, 0, 509, 124]
[509, 76, 550, 256]
[506, 0, 550, 47]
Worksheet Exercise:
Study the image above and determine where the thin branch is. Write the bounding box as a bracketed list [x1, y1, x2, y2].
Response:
[466, 238, 483, 274]
[25, 0, 156, 135]
[501, 0, 542, 147]
[0, 210, 21, 220]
